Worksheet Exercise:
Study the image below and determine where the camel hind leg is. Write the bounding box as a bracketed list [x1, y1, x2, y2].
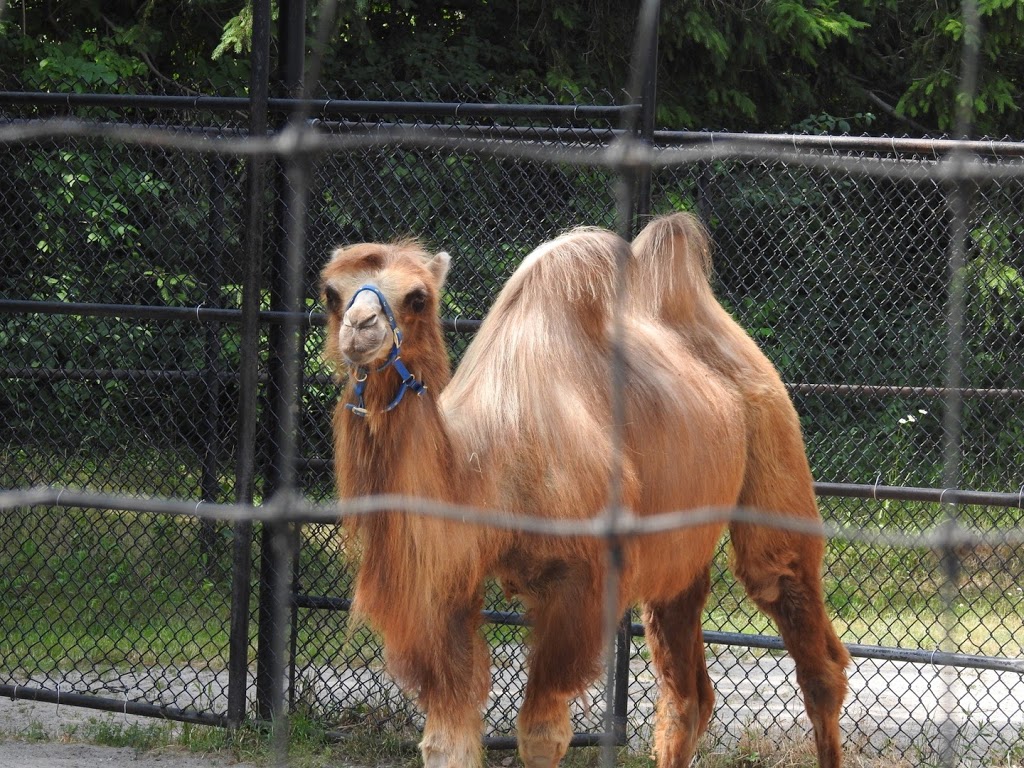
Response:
[731, 400, 849, 768]
[642, 567, 715, 767]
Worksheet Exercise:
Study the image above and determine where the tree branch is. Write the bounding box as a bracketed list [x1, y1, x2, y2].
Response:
[140, 49, 201, 96]
[860, 85, 935, 136]
[99, 12, 200, 96]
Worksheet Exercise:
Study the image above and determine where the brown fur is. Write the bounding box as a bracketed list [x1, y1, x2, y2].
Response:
[321, 213, 849, 768]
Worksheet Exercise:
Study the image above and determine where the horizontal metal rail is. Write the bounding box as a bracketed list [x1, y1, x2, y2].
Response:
[4, 483, 1023, 522]
[5, 92, 1024, 158]
[0, 366, 338, 388]
[2, 366, 238, 383]
[0, 299, 482, 332]
[314, 118, 620, 144]
[816, 482, 1024, 508]
[6, 363, 1020, 405]
[312, 118, 1024, 159]
[484, 734, 610, 750]
[293, 595, 529, 628]
[0, 117, 252, 137]
[654, 629, 1024, 675]
[0, 91, 633, 122]
[0, 683, 228, 727]
[4, 301, 1017, 398]
[0, 682, 601, 751]
[3, 114, 619, 145]
[4, 298, 1020, 412]
[653, 129, 1024, 159]
[789, 382, 1024, 401]
[293, 593, 1024, 675]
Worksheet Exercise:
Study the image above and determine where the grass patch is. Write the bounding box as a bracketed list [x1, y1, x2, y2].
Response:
[21, 720, 49, 742]
[9, 713, 1011, 768]
[85, 720, 175, 751]
[5, 466, 1021, 669]
[0, 505, 236, 673]
[699, 498, 1024, 656]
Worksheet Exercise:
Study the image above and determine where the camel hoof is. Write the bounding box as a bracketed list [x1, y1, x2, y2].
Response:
[519, 738, 568, 768]
[421, 741, 483, 768]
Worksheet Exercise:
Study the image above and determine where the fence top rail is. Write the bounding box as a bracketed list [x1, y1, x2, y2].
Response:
[653, 129, 1024, 159]
[4, 92, 1024, 160]
[0, 90, 633, 122]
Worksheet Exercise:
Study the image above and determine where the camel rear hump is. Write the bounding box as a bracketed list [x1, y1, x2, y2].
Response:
[630, 211, 717, 324]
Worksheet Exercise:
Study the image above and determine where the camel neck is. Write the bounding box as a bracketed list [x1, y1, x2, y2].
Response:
[337, 338, 458, 502]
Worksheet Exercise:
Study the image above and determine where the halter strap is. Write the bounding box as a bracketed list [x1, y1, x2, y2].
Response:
[343, 285, 427, 417]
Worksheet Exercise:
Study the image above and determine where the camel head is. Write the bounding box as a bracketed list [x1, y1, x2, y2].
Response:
[320, 239, 452, 406]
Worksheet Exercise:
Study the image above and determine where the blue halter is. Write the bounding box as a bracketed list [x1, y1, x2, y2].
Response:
[343, 284, 427, 418]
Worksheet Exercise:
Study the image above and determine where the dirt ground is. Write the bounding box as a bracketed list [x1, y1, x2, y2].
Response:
[0, 741, 257, 768]
[0, 697, 258, 768]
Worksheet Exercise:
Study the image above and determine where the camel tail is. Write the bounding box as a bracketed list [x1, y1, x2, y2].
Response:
[630, 211, 715, 321]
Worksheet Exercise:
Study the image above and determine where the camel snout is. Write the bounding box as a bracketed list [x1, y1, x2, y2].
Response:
[340, 291, 392, 365]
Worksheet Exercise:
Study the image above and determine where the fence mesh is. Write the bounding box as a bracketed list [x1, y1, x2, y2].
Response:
[2, 55, 1024, 768]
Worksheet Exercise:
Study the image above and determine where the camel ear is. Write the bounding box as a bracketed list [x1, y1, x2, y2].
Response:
[425, 250, 451, 289]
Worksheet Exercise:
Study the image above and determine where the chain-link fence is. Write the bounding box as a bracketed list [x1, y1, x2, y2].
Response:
[2, 8, 1024, 766]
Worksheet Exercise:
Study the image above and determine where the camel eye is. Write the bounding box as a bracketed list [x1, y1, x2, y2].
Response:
[323, 284, 342, 314]
[405, 289, 427, 314]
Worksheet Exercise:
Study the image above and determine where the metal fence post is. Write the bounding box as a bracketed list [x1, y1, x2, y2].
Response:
[635, 5, 658, 227]
[255, 0, 306, 722]
[611, 4, 660, 744]
[226, 0, 272, 730]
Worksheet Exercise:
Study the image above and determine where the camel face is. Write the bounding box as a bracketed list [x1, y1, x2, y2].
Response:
[338, 287, 395, 366]
[321, 242, 453, 381]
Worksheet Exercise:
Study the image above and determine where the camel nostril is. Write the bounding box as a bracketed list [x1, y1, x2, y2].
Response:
[343, 312, 381, 330]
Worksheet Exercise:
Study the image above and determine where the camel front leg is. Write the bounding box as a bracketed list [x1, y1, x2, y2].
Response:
[386, 599, 491, 768]
[517, 560, 606, 768]
[420, 705, 486, 768]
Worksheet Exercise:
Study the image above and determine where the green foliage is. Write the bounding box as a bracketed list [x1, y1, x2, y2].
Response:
[793, 111, 877, 134]
[3, 0, 1023, 134]
[0, 135, 250, 464]
[213, 3, 257, 61]
[86, 721, 174, 751]
[30, 35, 148, 93]
[653, 157, 1022, 491]
[895, 0, 1024, 133]
[766, 0, 869, 64]
[965, 217, 1024, 336]
[18, 149, 170, 256]
[0, 1, 250, 94]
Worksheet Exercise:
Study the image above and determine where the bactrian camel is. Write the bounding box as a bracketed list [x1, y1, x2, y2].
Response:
[320, 212, 849, 768]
